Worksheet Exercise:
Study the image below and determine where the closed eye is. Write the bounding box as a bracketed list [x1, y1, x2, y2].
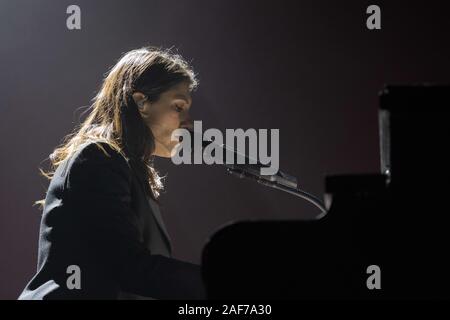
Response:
[174, 105, 184, 113]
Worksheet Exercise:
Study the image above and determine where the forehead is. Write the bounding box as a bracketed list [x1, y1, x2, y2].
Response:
[166, 82, 191, 100]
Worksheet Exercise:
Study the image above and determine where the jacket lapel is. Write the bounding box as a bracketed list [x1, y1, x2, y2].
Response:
[146, 196, 173, 247]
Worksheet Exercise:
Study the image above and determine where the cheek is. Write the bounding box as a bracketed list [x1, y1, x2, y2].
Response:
[150, 107, 179, 127]
[160, 112, 181, 130]
[150, 110, 181, 140]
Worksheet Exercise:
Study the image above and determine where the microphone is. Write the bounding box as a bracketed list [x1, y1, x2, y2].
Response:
[186, 129, 297, 189]
[184, 128, 326, 214]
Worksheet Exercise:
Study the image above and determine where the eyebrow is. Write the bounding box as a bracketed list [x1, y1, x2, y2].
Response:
[174, 93, 191, 103]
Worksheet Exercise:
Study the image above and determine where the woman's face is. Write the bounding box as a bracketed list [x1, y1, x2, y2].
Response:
[133, 81, 193, 158]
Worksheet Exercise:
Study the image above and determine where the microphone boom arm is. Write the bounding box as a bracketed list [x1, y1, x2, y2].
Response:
[226, 165, 327, 216]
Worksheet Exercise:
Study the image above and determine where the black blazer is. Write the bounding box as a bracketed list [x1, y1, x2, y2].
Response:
[19, 141, 205, 299]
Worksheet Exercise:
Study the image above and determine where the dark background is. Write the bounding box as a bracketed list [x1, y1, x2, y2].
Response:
[0, 0, 449, 299]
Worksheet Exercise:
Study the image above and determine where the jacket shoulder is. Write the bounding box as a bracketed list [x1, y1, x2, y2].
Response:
[75, 141, 129, 166]
[57, 141, 132, 192]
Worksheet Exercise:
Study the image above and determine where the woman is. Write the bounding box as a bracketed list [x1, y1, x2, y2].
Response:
[18, 46, 205, 299]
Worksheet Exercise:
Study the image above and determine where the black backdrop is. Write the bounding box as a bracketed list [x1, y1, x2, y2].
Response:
[1, 0, 449, 299]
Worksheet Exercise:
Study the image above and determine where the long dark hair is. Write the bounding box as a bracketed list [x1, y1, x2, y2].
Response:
[35, 45, 198, 207]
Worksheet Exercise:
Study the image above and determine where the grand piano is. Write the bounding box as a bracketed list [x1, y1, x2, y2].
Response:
[201, 85, 450, 299]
